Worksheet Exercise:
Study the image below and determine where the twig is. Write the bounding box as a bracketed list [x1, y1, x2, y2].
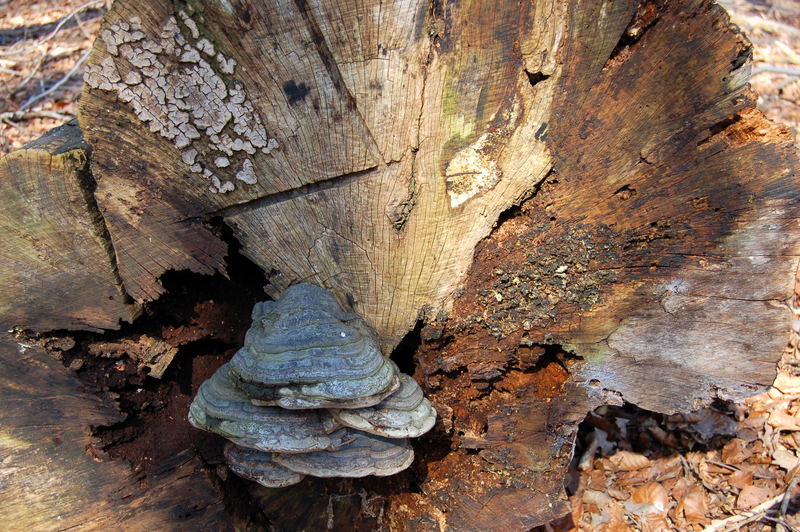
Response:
[0, 0, 104, 57]
[704, 460, 773, 480]
[17, 49, 89, 111]
[72, 10, 95, 41]
[766, 516, 800, 532]
[776, 474, 800, 532]
[702, 492, 784, 532]
[0, 110, 73, 122]
[774, 41, 800, 67]
[0, 67, 23, 76]
[775, 76, 800, 93]
[751, 66, 800, 77]
[13, 51, 47, 93]
[1, 117, 31, 132]
[725, 13, 800, 38]
[705, 460, 740, 472]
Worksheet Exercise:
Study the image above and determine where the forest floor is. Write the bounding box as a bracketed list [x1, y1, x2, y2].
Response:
[2, 0, 800, 530]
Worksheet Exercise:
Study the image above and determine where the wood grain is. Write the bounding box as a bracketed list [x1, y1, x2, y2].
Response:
[0, 121, 137, 332]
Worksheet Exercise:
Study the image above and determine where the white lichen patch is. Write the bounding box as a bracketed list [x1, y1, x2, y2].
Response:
[178, 10, 200, 39]
[236, 159, 257, 184]
[263, 138, 279, 155]
[84, 12, 276, 194]
[217, 53, 236, 75]
[181, 148, 198, 165]
[197, 38, 215, 56]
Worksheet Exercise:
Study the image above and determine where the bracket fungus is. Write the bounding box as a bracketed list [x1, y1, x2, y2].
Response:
[188, 363, 350, 453]
[272, 431, 414, 478]
[188, 283, 436, 488]
[224, 443, 305, 489]
[228, 284, 400, 409]
[329, 374, 437, 439]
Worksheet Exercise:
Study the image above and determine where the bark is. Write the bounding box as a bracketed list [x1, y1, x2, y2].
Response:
[0, 0, 798, 530]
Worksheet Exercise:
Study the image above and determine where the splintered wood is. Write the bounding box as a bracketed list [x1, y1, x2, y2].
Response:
[0, 340, 231, 531]
[88, 335, 178, 378]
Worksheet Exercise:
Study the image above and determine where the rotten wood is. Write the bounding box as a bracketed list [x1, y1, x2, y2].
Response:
[88, 334, 178, 378]
[0, 338, 231, 531]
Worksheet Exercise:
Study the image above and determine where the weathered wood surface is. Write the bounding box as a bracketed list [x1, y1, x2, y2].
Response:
[0, 0, 791, 529]
[0, 121, 137, 332]
[0, 339, 231, 531]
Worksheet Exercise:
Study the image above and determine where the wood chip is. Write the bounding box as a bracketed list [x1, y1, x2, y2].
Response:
[88, 335, 178, 378]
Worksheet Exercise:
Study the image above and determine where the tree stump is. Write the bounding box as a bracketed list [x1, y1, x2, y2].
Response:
[0, 0, 798, 530]
[0, 121, 137, 332]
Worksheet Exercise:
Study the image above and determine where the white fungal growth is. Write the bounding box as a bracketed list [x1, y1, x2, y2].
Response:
[85, 12, 277, 194]
[236, 159, 257, 184]
[124, 70, 142, 85]
[178, 10, 200, 39]
[197, 38, 215, 56]
[217, 53, 236, 75]
[262, 138, 279, 154]
[100, 18, 146, 56]
[180, 49, 201, 63]
[182, 148, 198, 165]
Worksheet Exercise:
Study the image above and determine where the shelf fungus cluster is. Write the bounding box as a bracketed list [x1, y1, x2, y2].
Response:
[188, 283, 436, 487]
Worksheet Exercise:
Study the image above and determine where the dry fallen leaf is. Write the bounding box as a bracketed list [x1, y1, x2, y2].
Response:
[676, 484, 710, 525]
[631, 483, 670, 514]
[640, 512, 671, 532]
[736, 484, 773, 510]
[608, 451, 650, 472]
[721, 438, 753, 465]
[607, 487, 630, 501]
[772, 447, 800, 471]
[773, 372, 800, 395]
[605, 502, 632, 532]
[583, 489, 614, 508]
[728, 466, 755, 490]
[768, 409, 800, 432]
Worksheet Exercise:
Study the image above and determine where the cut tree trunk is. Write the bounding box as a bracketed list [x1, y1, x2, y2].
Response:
[0, 0, 798, 530]
[0, 121, 137, 332]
